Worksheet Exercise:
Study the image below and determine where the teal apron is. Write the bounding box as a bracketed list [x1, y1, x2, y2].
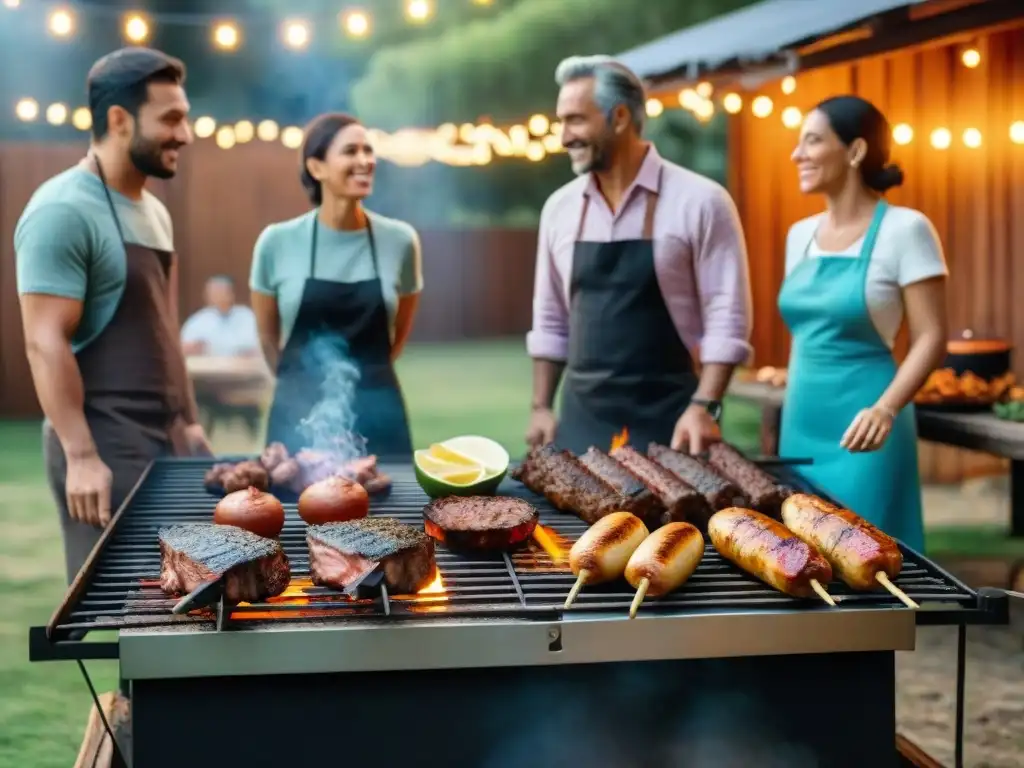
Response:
[778, 200, 925, 551]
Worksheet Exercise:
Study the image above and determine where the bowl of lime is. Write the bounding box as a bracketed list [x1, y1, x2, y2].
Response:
[413, 436, 510, 499]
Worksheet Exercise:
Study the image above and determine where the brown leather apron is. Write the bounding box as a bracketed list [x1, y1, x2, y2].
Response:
[43, 156, 192, 584]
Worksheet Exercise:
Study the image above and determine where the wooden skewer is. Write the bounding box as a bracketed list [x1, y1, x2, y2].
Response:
[809, 579, 836, 607]
[876, 572, 919, 609]
[563, 569, 589, 609]
[628, 577, 650, 619]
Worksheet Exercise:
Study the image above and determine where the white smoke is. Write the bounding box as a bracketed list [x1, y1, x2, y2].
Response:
[296, 334, 366, 464]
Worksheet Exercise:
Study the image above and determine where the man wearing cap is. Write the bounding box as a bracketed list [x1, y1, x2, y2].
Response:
[15, 47, 210, 584]
[525, 56, 753, 456]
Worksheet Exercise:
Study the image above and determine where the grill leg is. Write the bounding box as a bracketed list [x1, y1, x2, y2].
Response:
[954, 624, 967, 768]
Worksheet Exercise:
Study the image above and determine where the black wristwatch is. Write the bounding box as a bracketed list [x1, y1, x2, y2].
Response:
[691, 397, 723, 423]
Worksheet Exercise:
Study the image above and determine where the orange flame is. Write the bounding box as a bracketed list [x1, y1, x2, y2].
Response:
[417, 566, 445, 595]
[532, 525, 567, 564]
[610, 427, 629, 452]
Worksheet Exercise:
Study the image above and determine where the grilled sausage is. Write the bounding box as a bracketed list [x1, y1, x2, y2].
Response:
[611, 446, 713, 530]
[578, 447, 665, 528]
[706, 442, 794, 518]
[625, 522, 705, 597]
[781, 493, 902, 591]
[569, 511, 650, 584]
[648, 443, 749, 510]
[708, 507, 832, 599]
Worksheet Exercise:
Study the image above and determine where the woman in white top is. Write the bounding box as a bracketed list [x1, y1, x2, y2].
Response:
[777, 95, 948, 552]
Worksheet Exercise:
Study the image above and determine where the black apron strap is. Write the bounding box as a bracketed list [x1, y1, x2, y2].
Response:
[309, 211, 379, 279]
[576, 169, 662, 243]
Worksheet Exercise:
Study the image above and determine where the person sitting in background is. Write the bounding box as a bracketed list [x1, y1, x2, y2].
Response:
[180, 274, 260, 357]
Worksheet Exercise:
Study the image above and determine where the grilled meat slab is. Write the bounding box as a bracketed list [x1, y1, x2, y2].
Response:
[159, 524, 290, 604]
[423, 496, 538, 551]
[610, 446, 713, 531]
[706, 442, 794, 518]
[648, 443, 749, 511]
[511, 444, 625, 524]
[307, 518, 436, 595]
[577, 447, 665, 527]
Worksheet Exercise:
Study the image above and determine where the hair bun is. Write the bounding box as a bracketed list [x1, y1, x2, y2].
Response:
[867, 163, 904, 192]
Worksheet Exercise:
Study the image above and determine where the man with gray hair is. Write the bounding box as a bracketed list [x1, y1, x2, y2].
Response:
[525, 55, 753, 455]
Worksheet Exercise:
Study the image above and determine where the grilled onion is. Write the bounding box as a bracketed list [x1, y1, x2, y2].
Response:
[298, 475, 370, 525]
[214, 486, 285, 538]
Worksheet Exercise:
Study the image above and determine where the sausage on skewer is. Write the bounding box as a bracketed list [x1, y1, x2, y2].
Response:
[780, 494, 917, 608]
[624, 522, 705, 619]
[564, 512, 649, 609]
[708, 507, 835, 605]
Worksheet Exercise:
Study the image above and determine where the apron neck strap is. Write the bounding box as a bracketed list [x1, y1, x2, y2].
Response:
[575, 166, 662, 242]
[310, 210, 379, 279]
[857, 199, 889, 260]
[90, 153, 128, 247]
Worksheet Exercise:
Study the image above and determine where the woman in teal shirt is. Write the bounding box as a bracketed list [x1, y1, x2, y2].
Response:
[250, 113, 423, 458]
[779, 96, 948, 552]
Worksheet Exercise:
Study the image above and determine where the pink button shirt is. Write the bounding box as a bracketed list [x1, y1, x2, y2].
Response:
[526, 145, 753, 366]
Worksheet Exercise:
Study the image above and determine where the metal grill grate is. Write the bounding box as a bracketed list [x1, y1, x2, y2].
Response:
[42, 457, 989, 646]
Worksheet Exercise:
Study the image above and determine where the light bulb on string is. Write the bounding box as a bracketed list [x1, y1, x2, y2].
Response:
[406, 0, 433, 23]
[892, 123, 913, 145]
[15, 98, 38, 121]
[213, 21, 240, 50]
[123, 13, 149, 43]
[282, 19, 310, 50]
[48, 8, 74, 37]
[71, 107, 92, 131]
[342, 10, 370, 38]
[46, 103, 68, 125]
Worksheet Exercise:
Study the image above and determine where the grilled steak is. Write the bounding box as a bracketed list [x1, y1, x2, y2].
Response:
[577, 447, 664, 528]
[511, 444, 626, 524]
[648, 443, 749, 511]
[610, 446, 713, 531]
[307, 518, 436, 595]
[159, 523, 290, 603]
[706, 442, 794, 518]
[423, 496, 538, 551]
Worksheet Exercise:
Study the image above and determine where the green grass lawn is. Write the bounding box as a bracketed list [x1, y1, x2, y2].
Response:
[0, 337, 759, 767]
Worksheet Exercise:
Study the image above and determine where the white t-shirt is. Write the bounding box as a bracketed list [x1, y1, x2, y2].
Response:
[784, 206, 948, 348]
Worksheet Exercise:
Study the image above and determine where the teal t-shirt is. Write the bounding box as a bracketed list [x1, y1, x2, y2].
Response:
[249, 209, 423, 348]
[14, 166, 174, 353]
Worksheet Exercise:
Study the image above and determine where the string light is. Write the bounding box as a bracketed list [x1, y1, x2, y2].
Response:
[235, 120, 255, 143]
[961, 48, 981, 68]
[645, 98, 664, 118]
[526, 141, 546, 162]
[722, 93, 742, 114]
[45, 102, 68, 125]
[71, 107, 91, 131]
[406, 0, 433, 23]
[930, 127, 951, 149]
[123, 13, 149, 43]
[751, 95, 773, 118]
[257, 120, 279, 142]
[3, 0, 21, 8]
[212, 21, 239, 50]
[696, 81, 713, 99]
[527, 114, 549, 136]
[694, 100, 715, 122]
[15, 98, 38, 121]
[342, 10, 370, 38]
[215, 126, 236, 150]
[1011, 122, 1024, 145]
[281, 126, 304, 149]
[781, 76, 796, 95]
[678, 88, 700, 110]
[892, 123, 913, 145]
[193, 116, 216, 139]
[47, 8, 74, 37]
[963, 127, 982, 148]
[282, 19, 310, 50]
[781, 106, 802, 129]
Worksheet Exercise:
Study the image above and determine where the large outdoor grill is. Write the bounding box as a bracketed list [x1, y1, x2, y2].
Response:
[32, 457, 1009, 768]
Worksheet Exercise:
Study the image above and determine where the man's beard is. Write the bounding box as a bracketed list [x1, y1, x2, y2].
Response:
[568, 135, 613, 175]
[129, 133, 177, 179]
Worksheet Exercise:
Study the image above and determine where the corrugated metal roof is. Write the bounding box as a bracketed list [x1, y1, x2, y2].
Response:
[617, 0, 927, 81]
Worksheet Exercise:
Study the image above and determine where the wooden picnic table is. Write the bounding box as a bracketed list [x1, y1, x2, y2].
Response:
[727, 378, 1024, 537]
[186, 356, 273, 436]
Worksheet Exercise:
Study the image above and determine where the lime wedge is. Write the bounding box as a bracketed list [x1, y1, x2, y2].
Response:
[428, 443, 479, 467]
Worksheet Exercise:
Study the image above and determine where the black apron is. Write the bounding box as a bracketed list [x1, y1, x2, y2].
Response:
[44, 156, 192, 584]
[264, 214, 413, 460]
[557, 170, 699, 455]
